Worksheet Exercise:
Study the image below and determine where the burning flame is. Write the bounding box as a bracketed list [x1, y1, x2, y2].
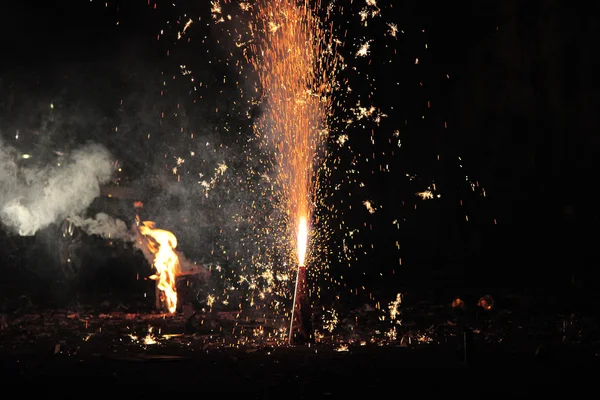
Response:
[138, 221, 179, 313]
[297, 215, 308, 267]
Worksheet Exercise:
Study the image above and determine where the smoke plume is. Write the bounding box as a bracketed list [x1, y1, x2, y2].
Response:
[68, 212, 136, 242]
[0, 141, 114, 236]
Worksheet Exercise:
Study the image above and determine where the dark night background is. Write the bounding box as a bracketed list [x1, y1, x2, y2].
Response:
[0, 0, 599, 310]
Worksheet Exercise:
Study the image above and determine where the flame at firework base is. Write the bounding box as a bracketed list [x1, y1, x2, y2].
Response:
[289, 265, 313, 345]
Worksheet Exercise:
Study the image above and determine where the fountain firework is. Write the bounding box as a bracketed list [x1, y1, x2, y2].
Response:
[289, 216, 313, 344]
[243, 0, 339, 342]
[115, 0, 490, 345]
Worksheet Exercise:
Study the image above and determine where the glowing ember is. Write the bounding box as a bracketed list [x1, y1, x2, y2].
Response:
[478, 295, 494, 311]
[138, 221, 180, 313]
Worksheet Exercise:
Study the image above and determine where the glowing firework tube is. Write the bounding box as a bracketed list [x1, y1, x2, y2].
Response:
[289, 216, 313, 345]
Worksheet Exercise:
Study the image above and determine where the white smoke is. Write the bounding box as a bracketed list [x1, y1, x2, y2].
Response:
[0, 140, 115, 236]
[69, 212, 136, 242]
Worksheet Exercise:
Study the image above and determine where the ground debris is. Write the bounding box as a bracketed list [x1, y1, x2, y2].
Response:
[0, 294, 599, 367]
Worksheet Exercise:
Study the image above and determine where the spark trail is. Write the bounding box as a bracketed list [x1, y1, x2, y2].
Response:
[245, 0, 340, 268]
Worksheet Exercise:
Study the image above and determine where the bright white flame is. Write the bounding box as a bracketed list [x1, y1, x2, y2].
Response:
[297, 216, 308, 267]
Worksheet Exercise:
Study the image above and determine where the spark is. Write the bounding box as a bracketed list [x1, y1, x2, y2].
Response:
[177, 18, 193, 39]
[416, 190, 433, 200]
[216, 162, 228, 175]
[211, 0, 222, 16]
[387, 23, 398, 37]
[363, 200, 376, 214]
[388, 293, 403, 320]
[244, 0, 341, 273]
[356, 40, 372, 57]
[207, 294, 215, 307]
[183, 18, 193, 33]
[322, 309, 339, 333]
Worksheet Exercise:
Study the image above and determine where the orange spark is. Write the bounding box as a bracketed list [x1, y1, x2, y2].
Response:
[246, 0, 339, 266]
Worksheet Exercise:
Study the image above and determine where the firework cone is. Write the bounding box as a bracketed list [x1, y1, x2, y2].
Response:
[289, 265, 313, 345]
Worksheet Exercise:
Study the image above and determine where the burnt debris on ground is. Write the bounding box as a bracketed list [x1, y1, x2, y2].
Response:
[1, 291, 599, 379]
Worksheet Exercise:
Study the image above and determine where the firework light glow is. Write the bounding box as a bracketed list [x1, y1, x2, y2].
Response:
[153, 0, 460, 324]
[242, 0, 340, 272]
[67, 0, 493, 346]
[0, 0, 521, 362]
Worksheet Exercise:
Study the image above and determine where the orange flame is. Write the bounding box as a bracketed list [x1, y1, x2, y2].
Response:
[138, 221, 179, 313]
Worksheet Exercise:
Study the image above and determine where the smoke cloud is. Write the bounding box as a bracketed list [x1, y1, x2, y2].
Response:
[69, 212, 136, 242]
[0, 141, 114, 236]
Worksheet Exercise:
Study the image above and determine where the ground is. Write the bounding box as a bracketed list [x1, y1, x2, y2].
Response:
[1, 291, 598, 387]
